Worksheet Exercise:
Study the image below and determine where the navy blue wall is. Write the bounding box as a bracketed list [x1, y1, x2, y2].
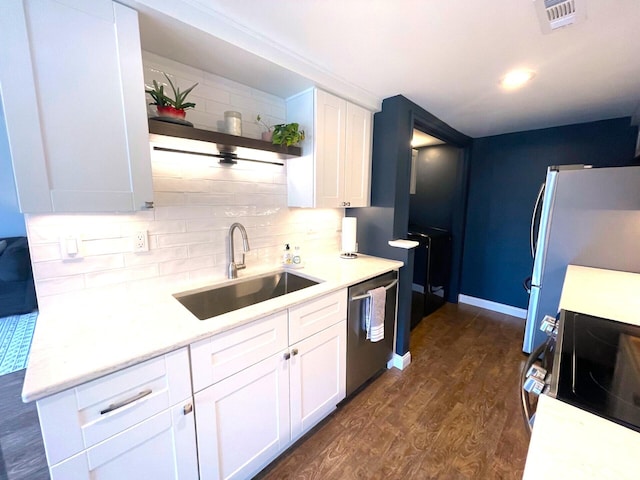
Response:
[461, 117, 639, 309]
[409, 145, 461, 230]
[351, 95, 471, 357]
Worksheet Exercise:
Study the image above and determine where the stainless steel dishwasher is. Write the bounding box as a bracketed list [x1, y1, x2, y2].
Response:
[346, 270, 398, 396]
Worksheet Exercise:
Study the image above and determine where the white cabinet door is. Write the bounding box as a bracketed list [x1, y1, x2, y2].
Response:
[286, 88, 372, 208]
[343, 102, 372, 207]
[0, 0, 152, 213]
[49, 402, 198, 480]
[195, 352, 291, 480]
[290, 321, 346, 441]
[315, 89, 346, 209]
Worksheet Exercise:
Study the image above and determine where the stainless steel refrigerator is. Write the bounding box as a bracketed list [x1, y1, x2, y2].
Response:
[523, 165, 640, 353]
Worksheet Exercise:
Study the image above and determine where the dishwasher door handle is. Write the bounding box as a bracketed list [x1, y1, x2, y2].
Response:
[350, 278, 398, 302]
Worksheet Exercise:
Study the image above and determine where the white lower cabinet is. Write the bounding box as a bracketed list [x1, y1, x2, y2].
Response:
[37, 348, 197, 479]
[290, 321, 346, 441]
[49, 402, 198, 480]
[190, 289, 348, 479]
[194, 352, 291, 480]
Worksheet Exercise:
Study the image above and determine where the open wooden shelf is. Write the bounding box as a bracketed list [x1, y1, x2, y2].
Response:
[148, 119, 302, 159]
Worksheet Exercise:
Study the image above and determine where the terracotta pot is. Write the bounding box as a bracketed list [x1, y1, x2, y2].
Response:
[261, 131, 273, 142]
[156, 106, 186, 119]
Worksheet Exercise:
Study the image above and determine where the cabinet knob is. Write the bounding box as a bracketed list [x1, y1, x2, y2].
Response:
[346, 202, 351, 207]
[183, 403, 193, 415]
[292, 348, 299, 356]
[284, 352, 291, 360]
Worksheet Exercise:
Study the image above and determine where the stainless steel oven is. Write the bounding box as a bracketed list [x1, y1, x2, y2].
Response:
[521, 309, 640, 434]
[549, 310, 640, 432]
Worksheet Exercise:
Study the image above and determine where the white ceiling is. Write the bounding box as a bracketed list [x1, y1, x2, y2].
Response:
[131, 0, 640, 138]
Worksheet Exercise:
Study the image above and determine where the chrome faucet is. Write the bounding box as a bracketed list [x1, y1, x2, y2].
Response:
[227, 222, 250, 279]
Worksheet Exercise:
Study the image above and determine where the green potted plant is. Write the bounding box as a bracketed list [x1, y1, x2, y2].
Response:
[146, 72, 198, 120]
[271, 122, 305, 147]
[256, 114, 274, 141]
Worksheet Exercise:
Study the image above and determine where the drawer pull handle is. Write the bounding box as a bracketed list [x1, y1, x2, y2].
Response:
[100, 389, 152, 415]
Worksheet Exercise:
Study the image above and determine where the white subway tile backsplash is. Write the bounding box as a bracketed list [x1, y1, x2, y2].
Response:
[84, 264, 159, 289]
[79, 238, 130, 257]
[147, 220, 187, 235]
[156, 231, 214, 248]
[124, 246, 189, 267]
[33, 254, 126, 280]
[187, 241, 225, 259]
[153, 192, 187, 207]
[29, 243, 62, 263]
[158, 255, 216, 276]
[185, 218, 227, 233]
[153, 177, 212, 193]
[184, 193, 236, 206]
[154, 206, 218, 221]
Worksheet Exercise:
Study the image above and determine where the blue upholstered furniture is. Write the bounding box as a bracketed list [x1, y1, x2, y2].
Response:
[0, 237, 37, 317]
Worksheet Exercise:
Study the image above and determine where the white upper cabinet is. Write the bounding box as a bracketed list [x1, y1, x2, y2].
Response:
[286, 88, 372, 208]
[0, 0, 153, 213]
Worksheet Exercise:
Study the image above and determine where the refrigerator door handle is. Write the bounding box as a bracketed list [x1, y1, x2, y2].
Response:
[530, 182, 545, 258]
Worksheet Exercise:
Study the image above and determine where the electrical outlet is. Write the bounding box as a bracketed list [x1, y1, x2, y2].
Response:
[133, 230, 149, 252]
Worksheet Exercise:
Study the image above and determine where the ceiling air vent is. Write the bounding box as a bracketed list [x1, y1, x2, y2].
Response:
[534, 0, 586, 34]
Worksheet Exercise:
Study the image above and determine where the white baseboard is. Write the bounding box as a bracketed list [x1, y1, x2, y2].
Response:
[458, 294, 527, 319]
[388, 351, 412, 370]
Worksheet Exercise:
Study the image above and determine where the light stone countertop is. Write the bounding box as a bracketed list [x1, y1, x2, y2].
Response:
[523, 265, 640, 478]
[559, 265, 640, 327]
[523, 395, 640, 479]
[22, 253, 402, 403]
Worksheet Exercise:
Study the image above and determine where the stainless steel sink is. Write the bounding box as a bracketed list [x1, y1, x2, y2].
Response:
[174, 271, 320, 320]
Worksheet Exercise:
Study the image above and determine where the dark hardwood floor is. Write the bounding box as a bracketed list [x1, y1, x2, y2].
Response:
[257, 302, 530, 480]
[0, 302, 529, 480]
[0, 369, 48, 480]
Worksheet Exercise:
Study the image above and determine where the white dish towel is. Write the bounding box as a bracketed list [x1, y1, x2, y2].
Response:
[365, 286, 386, 342]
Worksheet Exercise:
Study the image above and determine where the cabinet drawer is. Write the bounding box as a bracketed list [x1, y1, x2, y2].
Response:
[49, 401, 198, 480]
[37, 348, 191, 466]
[190, 311, 288, 392]
[288, 290, 347, 344]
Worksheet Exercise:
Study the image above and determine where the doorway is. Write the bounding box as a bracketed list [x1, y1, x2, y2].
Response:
[408, 127, 468, 329]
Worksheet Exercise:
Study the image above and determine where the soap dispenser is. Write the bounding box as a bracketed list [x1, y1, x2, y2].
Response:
[283, 244, 292, 265]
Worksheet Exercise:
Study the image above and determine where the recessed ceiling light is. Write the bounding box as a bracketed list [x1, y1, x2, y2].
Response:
[501, 69, 536, 90]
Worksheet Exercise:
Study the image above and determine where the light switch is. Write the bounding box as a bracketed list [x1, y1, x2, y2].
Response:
[60, 236, 83, 260]
[66, 238, 78, 255]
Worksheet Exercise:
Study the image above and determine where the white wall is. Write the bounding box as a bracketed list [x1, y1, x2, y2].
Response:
[25, 54, 341, 312]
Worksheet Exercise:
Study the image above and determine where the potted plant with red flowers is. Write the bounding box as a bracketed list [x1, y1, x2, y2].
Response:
[146, 73, 198, 124]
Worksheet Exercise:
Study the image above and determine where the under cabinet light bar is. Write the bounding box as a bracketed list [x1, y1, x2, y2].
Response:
[152, 146, 284, 166]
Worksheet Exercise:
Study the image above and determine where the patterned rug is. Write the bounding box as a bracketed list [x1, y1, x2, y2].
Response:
[0, 311, 38, 376]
